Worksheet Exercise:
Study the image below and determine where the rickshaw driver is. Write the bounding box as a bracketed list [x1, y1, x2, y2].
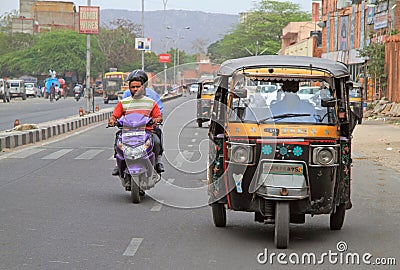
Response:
[270, 81, 317, 122]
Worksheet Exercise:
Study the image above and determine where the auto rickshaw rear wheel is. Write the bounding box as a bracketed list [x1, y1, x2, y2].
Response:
[330, 203, 346, 230]
[211, 203, 226, 227]
[274, 201, 290, 249]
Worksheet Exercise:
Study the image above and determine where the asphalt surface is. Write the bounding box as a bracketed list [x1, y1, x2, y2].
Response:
[0, 95, 399, 270]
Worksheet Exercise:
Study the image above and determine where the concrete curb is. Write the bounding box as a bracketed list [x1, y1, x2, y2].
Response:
[0, 94, 182, 152]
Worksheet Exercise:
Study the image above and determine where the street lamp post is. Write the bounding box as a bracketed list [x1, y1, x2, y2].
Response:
[167, 26, 190, 86]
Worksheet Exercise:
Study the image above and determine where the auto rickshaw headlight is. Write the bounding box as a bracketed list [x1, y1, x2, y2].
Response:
[312, 147, 337, 165]
[231, 145, 253, 164]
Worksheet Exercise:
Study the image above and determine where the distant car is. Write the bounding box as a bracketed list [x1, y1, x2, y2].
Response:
[24, 82, 40, 97]
[309, 88, 333, 107]
[297, 86, 320, 100]
[189, 84, 198, 94]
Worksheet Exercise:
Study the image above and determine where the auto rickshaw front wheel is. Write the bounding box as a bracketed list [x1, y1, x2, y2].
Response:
[211, 203, 226, 227]
[197, 119, 203, 128]
[330, 203, 346, 230]
[274, 201, 290, 249]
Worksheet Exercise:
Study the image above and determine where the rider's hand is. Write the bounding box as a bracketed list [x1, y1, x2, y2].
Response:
[108, 116, 117, 127]
[152, 116, 162, 126]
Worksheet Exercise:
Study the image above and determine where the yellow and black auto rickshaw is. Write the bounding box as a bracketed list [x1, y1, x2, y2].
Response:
[349, 82, 363, 124]
[196, 76, 216, 127]
[208, 55, 357, 248]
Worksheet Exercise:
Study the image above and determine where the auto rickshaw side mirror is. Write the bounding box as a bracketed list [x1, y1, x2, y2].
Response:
[231, 88, 247, 98]
[321, 98, 336, 107]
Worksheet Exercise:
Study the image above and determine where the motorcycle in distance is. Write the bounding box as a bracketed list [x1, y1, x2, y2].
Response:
[74, 91, 80, 101]
[108, 113, 162, 203]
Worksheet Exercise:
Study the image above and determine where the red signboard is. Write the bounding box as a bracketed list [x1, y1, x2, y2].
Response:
[79, 6, 100, 34]
[159, 54, 171, 63]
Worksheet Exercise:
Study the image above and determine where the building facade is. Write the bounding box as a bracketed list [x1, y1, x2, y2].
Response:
[319, 0, 399, 102]
[12, 0, 78, 34]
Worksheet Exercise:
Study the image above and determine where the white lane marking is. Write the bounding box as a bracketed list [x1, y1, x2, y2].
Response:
[123, 238, 143, 257]
[167, 178, 175, 183]
[191, 138, 196, 143]
[108, 155, 115, 160]
[188, 145, 193, 148]
[182, 151, 194, 160]
[7, 148, 45, 158]
[75, 149, 104, 160]
[41, 149, 73, 159]
[194, 132, 199, 136]
[150, 200, 164, 211]
[172, 151, 194, 168]
[49, 261, 70, 264]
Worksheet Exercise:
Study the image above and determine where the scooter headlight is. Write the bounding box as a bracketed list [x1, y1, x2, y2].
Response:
[312, 147, 337, 165]
[123, 143, 146, 159]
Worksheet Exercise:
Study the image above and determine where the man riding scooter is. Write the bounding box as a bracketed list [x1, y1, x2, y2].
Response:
[108, 70, 164, 175]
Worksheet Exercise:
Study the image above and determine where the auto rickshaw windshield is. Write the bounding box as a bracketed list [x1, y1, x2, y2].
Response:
[228, 77, 335, 124]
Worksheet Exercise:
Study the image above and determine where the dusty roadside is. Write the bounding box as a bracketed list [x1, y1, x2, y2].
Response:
[352, 118, 400, 172]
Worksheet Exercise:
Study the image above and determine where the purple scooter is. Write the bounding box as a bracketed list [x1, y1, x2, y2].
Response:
[112, 113, 161, 203]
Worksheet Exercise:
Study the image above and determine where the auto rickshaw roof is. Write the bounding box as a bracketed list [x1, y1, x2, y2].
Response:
[218, 55, 349, 78]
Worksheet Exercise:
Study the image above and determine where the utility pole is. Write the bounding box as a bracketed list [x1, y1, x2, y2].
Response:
[141, 0, 145, 70]
[85, 0, 91, 113]
[163, 0, 168, 94]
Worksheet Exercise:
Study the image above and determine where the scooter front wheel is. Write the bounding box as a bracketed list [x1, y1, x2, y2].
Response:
[130, 175, 141, 204]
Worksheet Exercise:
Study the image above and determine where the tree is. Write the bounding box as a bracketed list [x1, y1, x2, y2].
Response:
[95, 19, 141, 72]
[208, 0, 311, 63]
[0, 10, 18, 33]
[0, 30, 103, 82]
[357, 42, 387, 97]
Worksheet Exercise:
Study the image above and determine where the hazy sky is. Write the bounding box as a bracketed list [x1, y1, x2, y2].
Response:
[0, 0, 311, 15]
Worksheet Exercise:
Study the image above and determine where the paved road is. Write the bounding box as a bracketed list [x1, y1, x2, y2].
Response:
[0, 95, 399, 269]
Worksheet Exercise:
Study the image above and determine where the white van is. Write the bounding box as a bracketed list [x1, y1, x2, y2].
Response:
[0, 78, 10, 102]
[8, 79, 26, 100]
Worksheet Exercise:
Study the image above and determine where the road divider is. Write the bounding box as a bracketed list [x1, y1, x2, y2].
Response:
[0, 94, 182, 152]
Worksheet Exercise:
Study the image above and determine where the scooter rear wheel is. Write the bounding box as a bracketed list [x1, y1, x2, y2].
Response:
[131, 176, 141, 204]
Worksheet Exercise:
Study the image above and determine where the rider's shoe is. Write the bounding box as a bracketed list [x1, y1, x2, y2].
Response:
[112, 165, 119, 176]
[155, 163, 164, 173]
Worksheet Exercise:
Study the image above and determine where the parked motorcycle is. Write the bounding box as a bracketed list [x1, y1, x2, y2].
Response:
[109, 113, 161, 203]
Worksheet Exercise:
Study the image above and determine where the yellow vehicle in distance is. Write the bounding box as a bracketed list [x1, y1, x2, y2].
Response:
[349, 82, 363, 124]
[103, 70, 129, 104]
[196, 76, 216, 127]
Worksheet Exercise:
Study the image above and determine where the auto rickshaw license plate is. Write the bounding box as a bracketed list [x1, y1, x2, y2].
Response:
[263, 163, 303, 175]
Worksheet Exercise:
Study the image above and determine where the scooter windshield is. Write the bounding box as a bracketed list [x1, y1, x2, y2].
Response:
[120, 113, 150, 143]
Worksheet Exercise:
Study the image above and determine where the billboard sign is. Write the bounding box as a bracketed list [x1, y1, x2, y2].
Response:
[79, 6, 100, 34]
[135, 38, 151, 51]
[159, 54, 171, 63]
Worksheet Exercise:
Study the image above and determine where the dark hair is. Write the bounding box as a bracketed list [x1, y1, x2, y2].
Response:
[126, 69, 148, 85]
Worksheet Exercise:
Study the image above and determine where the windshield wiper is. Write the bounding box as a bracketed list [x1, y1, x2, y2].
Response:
[258, 113, 311, 123]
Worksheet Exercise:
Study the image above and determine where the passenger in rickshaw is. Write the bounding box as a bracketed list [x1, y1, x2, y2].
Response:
[270, 80, 317, 122]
